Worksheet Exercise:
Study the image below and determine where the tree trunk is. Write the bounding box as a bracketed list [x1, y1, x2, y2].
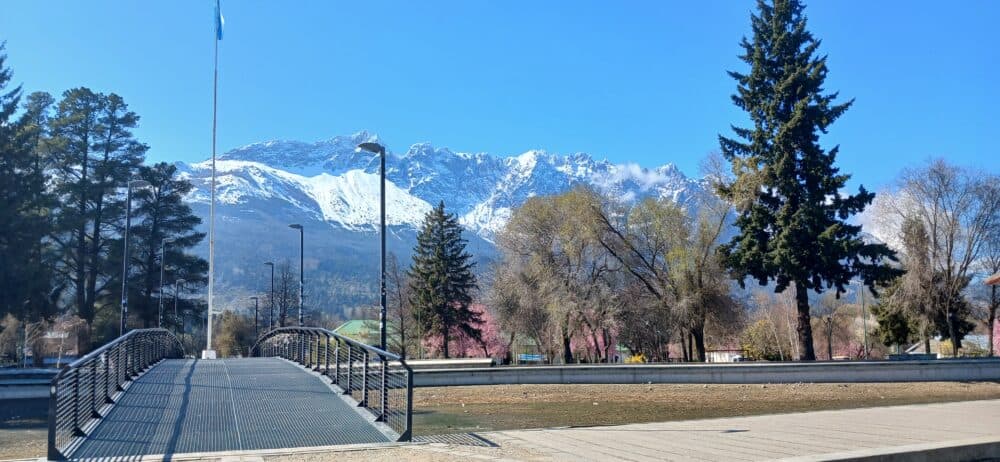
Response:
[679, 332, 689, 362]
[691, 326, 706, 362]
[989, 285, 997, 357]
[562, 334, 573, 364]
[947, 313, 962, 356]
[827, 325, 833, 360]
[442, 321, 450, 359]
[794, 283, 816, 361]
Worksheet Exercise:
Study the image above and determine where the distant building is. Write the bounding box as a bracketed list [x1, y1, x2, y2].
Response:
[905, 335, 991, 358]
[706, 349, 746, 363]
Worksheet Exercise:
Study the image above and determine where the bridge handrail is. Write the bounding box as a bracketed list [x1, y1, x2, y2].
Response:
[251, 326, 413, 441]
[250, 326, 401, 361]
[47, 328, 184, 460]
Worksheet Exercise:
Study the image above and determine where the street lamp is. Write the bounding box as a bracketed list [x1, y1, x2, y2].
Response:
[264, 262, 275, 330]
[158, 237, 176, 328]
[357, 141, 387, 351]
[120, 179, 151, 336]
[851, 280, 869, 359]
[288, 224, 304, 326]
[174, 278, 186, 331]
[250, 296, 259, 337]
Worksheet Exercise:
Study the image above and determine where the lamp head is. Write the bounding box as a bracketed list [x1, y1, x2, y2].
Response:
[357, 142, 385, 155]
[289, 224, 303, 230]
[250, 296, 258, 301]
[175, 278, 186, 285]
[264, 261, 274, 267]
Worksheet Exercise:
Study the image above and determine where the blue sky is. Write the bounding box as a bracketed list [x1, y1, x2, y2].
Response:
[1, 1, 995, 190]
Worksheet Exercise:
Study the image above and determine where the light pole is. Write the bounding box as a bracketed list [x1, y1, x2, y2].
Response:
[264, 262, 275, 330]
[158, 237, 176, 328]
[120, 179, 150, 336]
[357, 141, 387, 351]
[852, 280, 869, 359]
[174, 278, 186, 331]
[288, 224, 304, 326]
[250, 296, 259, 338]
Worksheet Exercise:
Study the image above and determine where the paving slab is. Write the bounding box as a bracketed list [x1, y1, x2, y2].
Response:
[475, 399, 1000, 461]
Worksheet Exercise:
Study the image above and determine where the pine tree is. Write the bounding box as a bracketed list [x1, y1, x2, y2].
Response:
[0, 44, 55, 323]
[717, 0, 900, 360]
[408, 201, 481, 358]
[48, 89, 146, 345]
[119, 162, 207, 330]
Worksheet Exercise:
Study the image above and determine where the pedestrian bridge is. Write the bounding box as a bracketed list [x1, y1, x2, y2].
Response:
[48, 328, 412, 460]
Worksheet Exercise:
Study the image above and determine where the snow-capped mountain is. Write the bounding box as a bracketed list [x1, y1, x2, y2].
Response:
[177, 131, 714, 315]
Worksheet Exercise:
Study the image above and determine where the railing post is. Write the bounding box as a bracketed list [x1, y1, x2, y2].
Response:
[403, 367, 413, 441]
[324, 333, 330, 377]
[334, 340, 340, 385]
[47, 378, 61, 460]
[104, 351, 112, 403]
[72, 370, 82, 436]
[344, 343, 352, 395]
[360, 351, 369, 407]
[313, 333, 321, 371]
[379, 356, 388, 422]
[90, 359, 100, 418]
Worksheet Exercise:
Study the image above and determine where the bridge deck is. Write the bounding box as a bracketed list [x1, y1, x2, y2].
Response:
[72, 358, 390, 459]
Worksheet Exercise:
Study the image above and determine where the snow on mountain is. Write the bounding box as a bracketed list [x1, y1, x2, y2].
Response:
[180, 131, 711, 240]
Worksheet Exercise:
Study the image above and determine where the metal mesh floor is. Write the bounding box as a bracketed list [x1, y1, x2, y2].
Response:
[72, 358, 390, 459]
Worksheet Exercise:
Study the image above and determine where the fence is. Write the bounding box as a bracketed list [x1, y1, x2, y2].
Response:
[250, 326, 413, 441]
[47, 328, 184, 460]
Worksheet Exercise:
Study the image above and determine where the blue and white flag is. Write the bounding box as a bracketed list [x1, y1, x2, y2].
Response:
[215, 0, 224, 40]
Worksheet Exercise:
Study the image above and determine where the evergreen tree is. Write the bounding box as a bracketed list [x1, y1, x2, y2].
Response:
[118, 162, 207, 329]
[717, 0, 900, 360]
[408, 201, 481, 358]
[48, 89, 145, 345]
[0, 44, 55, 323]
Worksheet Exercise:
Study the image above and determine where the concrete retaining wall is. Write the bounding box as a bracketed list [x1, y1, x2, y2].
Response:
[413, 359, 1000, 387]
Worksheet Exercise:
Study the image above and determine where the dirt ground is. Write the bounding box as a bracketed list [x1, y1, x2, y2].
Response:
[410, 381, 1000, 435]
[3, 382, 1000, 461]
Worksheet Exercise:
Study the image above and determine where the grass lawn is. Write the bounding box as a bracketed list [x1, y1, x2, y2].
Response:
[412, 381, 1000, 435]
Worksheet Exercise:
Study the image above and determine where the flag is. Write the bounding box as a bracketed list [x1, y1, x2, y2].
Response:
[215, 0, 224, 40]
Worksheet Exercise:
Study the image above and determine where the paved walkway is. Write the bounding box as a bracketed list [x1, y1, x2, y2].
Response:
[72, 358, 389, 459]
[473, 399, 1000, 461]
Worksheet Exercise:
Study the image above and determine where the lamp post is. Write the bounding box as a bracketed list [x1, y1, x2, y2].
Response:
[288, 224, 304, 326]
[357, 141, 387, 351]
[174, 278, 186, 331]
[250, 296, 259, 338]
[852, 280, 869, 359]
[158, 237, 175, 328]
[264, 262, 275, 331]
[120, 179, 151, 336]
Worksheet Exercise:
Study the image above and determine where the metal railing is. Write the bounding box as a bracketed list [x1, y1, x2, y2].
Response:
[47, 328, 184, 460]
[251, 326, 413, 441]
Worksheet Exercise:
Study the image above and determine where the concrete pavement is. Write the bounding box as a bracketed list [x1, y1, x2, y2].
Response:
[475, 399, 1000, 461]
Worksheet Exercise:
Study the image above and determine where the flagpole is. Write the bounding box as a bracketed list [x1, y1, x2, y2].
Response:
[204, 2, 220, 359]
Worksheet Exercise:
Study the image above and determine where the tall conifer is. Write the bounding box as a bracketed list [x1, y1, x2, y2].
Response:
[717, 0, 899, 360]
[408, 201, 481, 358]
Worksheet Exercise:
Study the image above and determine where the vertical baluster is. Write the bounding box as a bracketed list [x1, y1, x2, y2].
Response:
[104, 350, 112, 404]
